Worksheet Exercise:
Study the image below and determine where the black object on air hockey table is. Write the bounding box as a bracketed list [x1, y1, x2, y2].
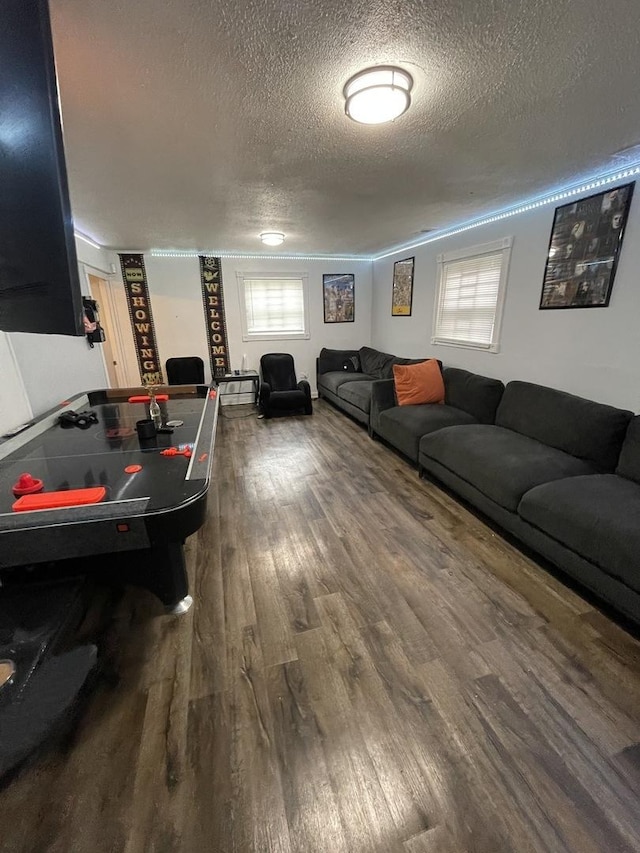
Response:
[0, 385, 219, 615]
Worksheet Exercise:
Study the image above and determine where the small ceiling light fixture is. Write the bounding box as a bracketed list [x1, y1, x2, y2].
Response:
[260, 231, 285, 246]
[344, 66, 413, 125]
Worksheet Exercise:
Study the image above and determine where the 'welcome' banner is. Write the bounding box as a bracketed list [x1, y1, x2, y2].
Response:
[118, 254, 164, 385]
[199, 256, 230, 377]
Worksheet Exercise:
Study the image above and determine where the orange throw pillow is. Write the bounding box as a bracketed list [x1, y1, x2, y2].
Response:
[393, 359, 445, 406]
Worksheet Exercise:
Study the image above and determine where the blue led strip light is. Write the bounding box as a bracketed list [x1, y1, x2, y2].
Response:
[86, 160, 640, 262]
[373, 163, 640, 260]
[150, 250, 369, 261]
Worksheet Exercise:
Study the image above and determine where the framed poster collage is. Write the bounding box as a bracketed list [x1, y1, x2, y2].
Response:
[540, 182, 634, 309]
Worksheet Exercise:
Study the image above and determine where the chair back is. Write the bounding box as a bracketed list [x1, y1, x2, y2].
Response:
[260, 353, 297, 392]
[166, 356, 205, 385]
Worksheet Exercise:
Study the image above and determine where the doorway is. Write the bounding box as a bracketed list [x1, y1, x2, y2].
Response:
[86, 272, 140, 388]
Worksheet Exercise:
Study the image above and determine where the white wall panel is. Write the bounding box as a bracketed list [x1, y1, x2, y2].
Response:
[0, 333, 32, 434]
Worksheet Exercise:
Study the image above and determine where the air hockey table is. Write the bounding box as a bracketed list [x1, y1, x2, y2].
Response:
[0, 385, 219, 614]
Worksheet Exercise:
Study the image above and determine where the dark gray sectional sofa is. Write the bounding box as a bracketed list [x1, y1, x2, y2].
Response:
[317, 346, 640, 625]
[371, 366, 504, 462]
[316, 346, 424, 426]
[418, 381, 637, 622]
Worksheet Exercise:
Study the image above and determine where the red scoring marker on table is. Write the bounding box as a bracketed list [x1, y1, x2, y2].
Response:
[12, 487, 106, 512]
[161, 447, 192, 458]
[128, 394, 169, 403]
[124, 464, 142, 474]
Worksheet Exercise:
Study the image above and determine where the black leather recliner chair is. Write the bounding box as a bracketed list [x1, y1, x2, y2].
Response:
[259, 353, 312, 418]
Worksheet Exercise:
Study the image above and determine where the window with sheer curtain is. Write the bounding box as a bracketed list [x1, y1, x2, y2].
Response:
[432, 237, 513, 352]
[238, 273, 310, 341]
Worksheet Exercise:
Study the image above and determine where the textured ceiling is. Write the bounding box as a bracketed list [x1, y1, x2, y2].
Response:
[51, 0, 640, 255]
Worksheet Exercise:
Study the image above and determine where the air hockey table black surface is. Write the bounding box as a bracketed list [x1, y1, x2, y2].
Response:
[0, 385, 219, 613]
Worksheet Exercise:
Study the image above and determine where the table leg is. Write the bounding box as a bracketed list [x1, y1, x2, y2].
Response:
[128, 542, 193, 615]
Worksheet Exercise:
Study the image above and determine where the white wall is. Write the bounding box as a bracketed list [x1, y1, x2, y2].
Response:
[143, 255, 373, 395]
[371, 179, 640, 412]
[0, 333, 32, 434]
[1, 237, 111, 424]
[9, 323, 108, 415]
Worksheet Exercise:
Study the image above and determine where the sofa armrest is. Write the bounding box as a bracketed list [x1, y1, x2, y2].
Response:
[370, 379, 396, 435]
[258, 380, 271, 415]
[298, 379, 313, 414]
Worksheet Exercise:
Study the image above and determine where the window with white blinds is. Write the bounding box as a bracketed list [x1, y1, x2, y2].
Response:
[238, 274, 310, 341]
[432, 237, 513, 352]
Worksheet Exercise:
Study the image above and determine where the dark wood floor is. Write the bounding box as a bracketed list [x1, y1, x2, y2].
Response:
[2, 399, 640, 852]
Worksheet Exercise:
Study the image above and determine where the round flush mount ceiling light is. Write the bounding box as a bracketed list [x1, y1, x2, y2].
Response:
[344, 66, 413, 125]
[260, 231, 285, 246]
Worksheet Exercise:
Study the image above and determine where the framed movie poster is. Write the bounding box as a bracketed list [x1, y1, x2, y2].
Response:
[539, 182, 635, 309]
[323, 273, 355, 323]
[391, 257, 415, 316]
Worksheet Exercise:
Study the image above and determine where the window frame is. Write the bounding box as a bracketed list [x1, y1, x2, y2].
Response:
[431, 236, 513, 353]
[237, 271, 311, 342]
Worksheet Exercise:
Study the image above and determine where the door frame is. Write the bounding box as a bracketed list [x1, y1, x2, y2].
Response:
[83, 265, 138, 388]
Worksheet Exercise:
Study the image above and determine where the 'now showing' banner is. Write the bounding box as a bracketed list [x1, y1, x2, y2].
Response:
[118, 254, 164, 386]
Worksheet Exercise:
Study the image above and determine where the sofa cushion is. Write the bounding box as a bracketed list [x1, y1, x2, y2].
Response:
[443, 367, 504, 424]
[378, 404, 476, 463]
[496, 381, 633, 471]
[337, 380, 374, 413]
[393, 359, 444, 406]
[392, 355, 431, 368]
[519, 474, 640, 594]
[318, 348, 360, 374]
[319, 371, 377, 396]
[359, 346, 397, 379]
[616, 416, 640, 484]
[268, 388, 309, 410]
[419, 424, 597, 512]
[340, 355, 360, 372]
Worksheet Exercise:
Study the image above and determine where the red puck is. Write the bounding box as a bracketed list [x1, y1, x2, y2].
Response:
[12, 473, 44, 496]
[124, 464, 142, 474]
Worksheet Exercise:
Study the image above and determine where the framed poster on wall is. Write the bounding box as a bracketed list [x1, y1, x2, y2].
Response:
[539, 182, 635, 309]
[391, 257, 415, 316]
[323, 274, 355, 323]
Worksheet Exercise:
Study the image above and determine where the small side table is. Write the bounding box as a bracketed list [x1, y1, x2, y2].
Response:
[215, 371, 260, 405]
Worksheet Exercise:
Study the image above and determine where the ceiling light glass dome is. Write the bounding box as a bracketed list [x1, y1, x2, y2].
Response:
[344, 66, 413, 125]
[260, 232, 285, 246]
